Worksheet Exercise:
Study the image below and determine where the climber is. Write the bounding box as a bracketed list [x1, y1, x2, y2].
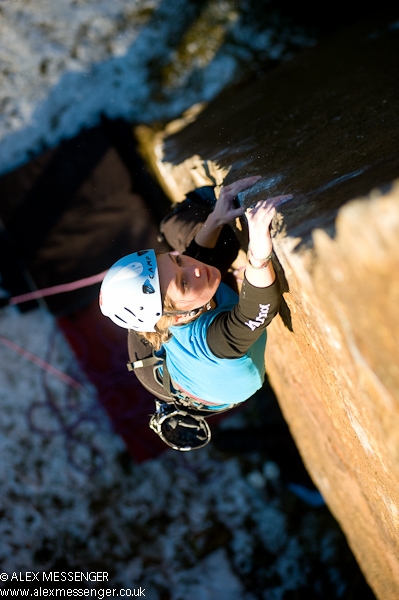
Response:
[99, 176, 292, 450]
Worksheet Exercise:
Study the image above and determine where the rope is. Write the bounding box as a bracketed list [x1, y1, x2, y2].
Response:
[7, 270, 107, 306]
[31, 327, 106, 476]
[0, 333, 82, 390]
[0, 269, 125, 475]
[0, 329, 107, 475]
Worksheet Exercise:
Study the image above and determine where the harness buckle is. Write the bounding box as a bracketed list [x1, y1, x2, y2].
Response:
[126, 356, 163, 371]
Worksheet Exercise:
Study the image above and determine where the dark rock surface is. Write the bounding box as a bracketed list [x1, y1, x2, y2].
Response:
[148, 13, 399, 600]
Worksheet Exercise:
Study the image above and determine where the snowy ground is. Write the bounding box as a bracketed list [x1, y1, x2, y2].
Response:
[0, 1, 372, 598]
[0, 305, 353, 599]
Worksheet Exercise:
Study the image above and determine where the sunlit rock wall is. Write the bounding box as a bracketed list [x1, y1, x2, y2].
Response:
[144, 14, 399, 600]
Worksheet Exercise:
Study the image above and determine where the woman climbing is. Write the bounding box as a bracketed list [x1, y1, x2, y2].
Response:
[99, 176, 292, 450]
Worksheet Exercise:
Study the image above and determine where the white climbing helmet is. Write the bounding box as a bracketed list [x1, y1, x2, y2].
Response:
[99, 249, 162, 332]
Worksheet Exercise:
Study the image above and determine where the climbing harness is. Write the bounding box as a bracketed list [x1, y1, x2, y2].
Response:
[126, 339, 239, 451]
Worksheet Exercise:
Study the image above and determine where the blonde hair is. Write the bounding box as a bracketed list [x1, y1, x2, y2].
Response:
[137, 295, 178, 351]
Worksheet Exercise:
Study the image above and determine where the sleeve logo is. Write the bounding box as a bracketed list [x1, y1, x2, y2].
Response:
[244, 303, 270, 331]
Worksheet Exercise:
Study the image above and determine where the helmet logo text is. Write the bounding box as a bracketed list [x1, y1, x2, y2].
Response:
[145, 254, 155, 279]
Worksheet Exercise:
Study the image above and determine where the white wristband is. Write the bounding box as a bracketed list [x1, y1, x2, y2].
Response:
[247, 248, 273, 269]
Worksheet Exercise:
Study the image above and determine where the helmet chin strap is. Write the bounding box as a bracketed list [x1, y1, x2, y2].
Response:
[163, 301, 212, 318]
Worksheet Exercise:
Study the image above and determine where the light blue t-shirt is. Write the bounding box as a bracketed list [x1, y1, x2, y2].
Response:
[164, 282, 266, 405]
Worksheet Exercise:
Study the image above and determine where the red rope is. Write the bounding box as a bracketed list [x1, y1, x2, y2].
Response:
[0, 271, 108, 391]
[9, 270, 107, 305]
[0, 333, 82, 390]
